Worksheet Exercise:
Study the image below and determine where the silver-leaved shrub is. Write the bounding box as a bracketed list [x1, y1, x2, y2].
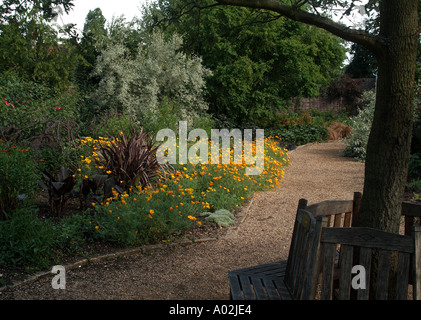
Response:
[93, 29, 211, 127]
[343, 90, 375, 161]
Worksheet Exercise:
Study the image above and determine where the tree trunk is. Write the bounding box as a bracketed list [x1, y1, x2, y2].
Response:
[358, 0, 419, 233]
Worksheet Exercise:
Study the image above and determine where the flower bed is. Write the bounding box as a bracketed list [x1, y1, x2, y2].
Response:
[79, 134, 290, 246]
[0, 133, 290, 273]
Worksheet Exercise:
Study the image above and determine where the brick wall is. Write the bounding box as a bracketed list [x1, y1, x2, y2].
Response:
[289, 78, 376, 115]
[289, 96, 349, 113]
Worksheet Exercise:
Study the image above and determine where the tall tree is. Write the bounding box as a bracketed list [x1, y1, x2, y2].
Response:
[141, 0, 345, 126]
[0, 0, 74, 24]
[213, 0, 419, 234]
[345, 43, 377, 78]
[0, 2, 80, 90]
[76, 8, 108, 91]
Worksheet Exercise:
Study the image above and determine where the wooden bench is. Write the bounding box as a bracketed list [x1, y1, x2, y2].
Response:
[228, 193, 421, 300]
[401, 201, 421, 236]
[305, 192, 362, 229]
[228, 208, 323, 300]
[228, 193, 362, 300]
[318, 225, 421, 300]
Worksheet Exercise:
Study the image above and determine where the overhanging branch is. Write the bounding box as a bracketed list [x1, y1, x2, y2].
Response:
[214, 0, 384, 56]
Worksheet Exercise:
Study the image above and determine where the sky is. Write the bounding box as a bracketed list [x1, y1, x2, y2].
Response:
[58, 0, 152, 32]
[57, 0, 368, 32]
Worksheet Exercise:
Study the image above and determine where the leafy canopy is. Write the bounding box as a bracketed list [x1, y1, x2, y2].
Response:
[140, 0, 346, 126]
[0, 0, 80, 90]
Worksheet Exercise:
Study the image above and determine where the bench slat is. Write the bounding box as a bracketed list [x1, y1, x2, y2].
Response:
[273, 278, 292, 300]
[262, 278, 282, 300]
[306, 200, 354, 218]
[239, 275, 255, 300]
[228, 273, 243, 300]
[395, 251, 410, 299]
[321, 242, 335, 300]
[338, 245, 353, 300]
[250, 277, 268, 300]
[375, 250, 391, 300]
[321, 227, 414, 253]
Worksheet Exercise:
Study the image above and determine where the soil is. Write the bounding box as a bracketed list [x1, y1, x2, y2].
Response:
[0, 141, 369, 300]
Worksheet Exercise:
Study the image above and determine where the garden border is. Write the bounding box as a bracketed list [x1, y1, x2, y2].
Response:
[0, 143, 308, 294]
[0, 193, 256, 294]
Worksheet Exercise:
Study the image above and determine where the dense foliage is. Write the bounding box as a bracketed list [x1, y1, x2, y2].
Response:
[93, 30, 212, 126]
[141, 0, 346, 127]
[0, 0, 373, 273]
[343, 90, 375, 161]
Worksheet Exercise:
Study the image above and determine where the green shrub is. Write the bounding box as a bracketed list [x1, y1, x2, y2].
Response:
[0, 207, 57, 271]
[343, 91, 375, 161]
[408, 179, 421, 193]
[93, 112, 140, 138]
[0, 142, 38, 219]
[307, 109, 350, 126]
[92, 195, 194, 246]
[142, 97, 183, 134]
[0, 70, 54, 104]
[0, 208, 99, 271]
[35, 139, 82, 178]
[409, 153, 421, 180]
[344, 90, 420, 162]
[141, 97, 217, 136]
[55, 213, 91, 253]
[275, 124, 329, 146]
[1, 84, 80, 142]
[1, 80, 82, 175]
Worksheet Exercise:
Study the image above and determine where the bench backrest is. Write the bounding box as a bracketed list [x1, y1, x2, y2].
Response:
[402, 201, 421, 236]
[284, 208, 323, 300]
[319, 226, 421, 300]
[284, 193, 362, 299]
[305, 192, 362, 228]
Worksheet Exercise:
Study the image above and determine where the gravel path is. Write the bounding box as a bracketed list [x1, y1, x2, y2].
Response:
[1, 140, 365, 300]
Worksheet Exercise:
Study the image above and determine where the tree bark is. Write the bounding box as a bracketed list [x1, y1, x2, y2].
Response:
[214, 0, 419, 233]
[358, 0, 419, 233]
